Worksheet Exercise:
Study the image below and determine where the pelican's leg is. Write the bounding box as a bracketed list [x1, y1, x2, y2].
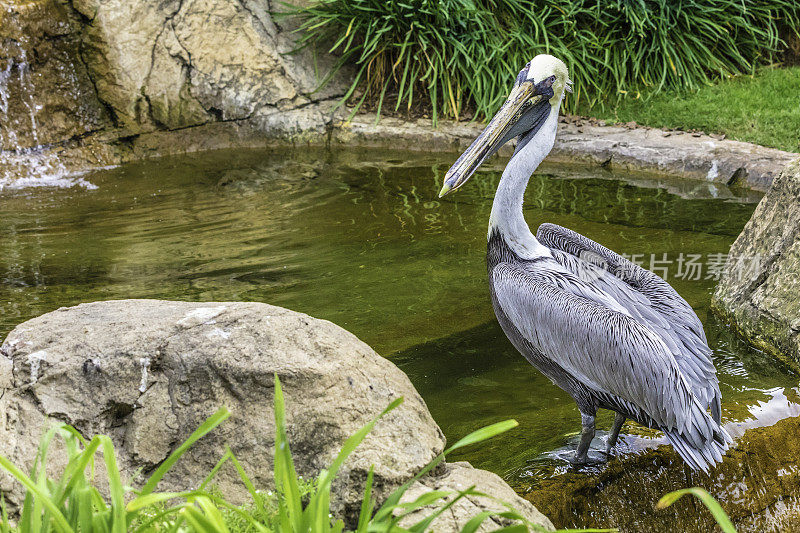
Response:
[605, 412, 626, 455]
[573, 412, 597, 464]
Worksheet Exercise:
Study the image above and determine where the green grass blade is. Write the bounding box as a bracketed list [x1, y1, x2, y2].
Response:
[656, 488, 736, 533]
[445, 420, 518, 454]
[316, 396, 403, 493]
[98, 436, 126, 533]
[197, 492, 272, 533]
[406, 487, 472, 533]
[0, 454, 74, 533]
[199, 450, 232, 491]
[272, 374, 303, 529]
[459, 510, 495, 533]
[180, 504, 223, 533]
[52, 437, 101, 508]
[225, 447, 264, 509]
[127, 491, 200, 512]
[0, 496, 11, 533]
[194, 496, 231, 533]
[130, 504, 186, 533]
[139, 406, 231, 497]
[355, 466, 375, 533]
[73, 487, 94, 533]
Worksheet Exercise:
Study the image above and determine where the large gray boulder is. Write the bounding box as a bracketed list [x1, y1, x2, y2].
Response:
[712, 157, 800, 370]
[0, 300, 553, 530]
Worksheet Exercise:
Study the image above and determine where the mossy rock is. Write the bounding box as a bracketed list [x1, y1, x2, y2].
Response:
[524, 411, 800, 532]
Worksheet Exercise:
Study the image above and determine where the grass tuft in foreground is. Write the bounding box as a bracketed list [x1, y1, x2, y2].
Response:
[0, 375, 594, 532]
[288, 0, 798, 122]
[0, 373, 738, 531]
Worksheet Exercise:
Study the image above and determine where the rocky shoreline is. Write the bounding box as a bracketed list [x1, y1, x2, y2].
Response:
[4, 108, 795, 193]
[1, 0, 795, 191]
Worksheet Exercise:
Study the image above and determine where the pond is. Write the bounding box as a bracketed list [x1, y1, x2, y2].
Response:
[1, 147, 796, 527]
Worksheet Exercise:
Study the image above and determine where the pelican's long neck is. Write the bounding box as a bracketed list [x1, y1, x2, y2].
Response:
[488, 104, 559, 259]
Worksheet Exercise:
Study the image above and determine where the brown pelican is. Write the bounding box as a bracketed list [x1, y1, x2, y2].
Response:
[439, 54, 730, 471]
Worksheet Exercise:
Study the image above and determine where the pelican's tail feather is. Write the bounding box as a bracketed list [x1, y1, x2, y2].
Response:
[664, 403, 732, 473]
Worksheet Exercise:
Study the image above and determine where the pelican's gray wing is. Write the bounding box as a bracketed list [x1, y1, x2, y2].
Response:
[491, 262, 729, 470]
[537, 223, 721, 422]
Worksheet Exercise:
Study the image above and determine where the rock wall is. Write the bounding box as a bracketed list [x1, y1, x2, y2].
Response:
[72, 0, 346, 133]
[1, 0, 793, 189]
[0, 0, 110, 149]
[0, 0, 349, 181]
[712, 157, 800, 369]
[0, 300, 553, 531]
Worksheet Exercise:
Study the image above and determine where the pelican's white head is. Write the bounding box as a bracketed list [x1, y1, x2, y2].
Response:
[439, 54, 571, 197]
[523, 54, 572, 108]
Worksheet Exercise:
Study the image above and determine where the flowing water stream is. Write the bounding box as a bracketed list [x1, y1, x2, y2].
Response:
[0, 147, 796, 529]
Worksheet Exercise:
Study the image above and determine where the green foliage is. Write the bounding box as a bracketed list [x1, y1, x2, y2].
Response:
[288, 0, 799, 121]
[168, 375, 563, 533]
[657, 487, 737, 533]
[0, 407, 230, 533]
[0, 373, 740, 533]
[1, 375, 588, 532]
[580, 66, 800, 152]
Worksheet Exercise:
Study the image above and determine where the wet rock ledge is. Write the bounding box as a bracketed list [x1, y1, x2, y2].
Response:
[0, 300, 553, 532]
[522, 391, 800, 533]
[336, 115, 796, 192]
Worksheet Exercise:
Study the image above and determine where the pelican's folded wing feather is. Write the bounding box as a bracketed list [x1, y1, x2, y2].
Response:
[536, 223, 721, 422]
[492, 263, 697, 429]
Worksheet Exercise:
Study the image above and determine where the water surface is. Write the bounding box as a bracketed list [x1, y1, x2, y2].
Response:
[0, 147, 795, 506]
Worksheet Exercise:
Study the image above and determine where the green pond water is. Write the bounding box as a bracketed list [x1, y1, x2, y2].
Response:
[1, 147, 796, 496]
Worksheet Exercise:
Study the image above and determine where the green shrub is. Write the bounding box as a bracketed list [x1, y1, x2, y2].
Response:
[289, 0, 799, 121]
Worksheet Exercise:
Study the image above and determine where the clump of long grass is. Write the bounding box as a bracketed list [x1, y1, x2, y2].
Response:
[0, 375, 584, 532]
[0, 406, 231, 533]
[0, 373, 737, 532]
[289, 0, 800, 121]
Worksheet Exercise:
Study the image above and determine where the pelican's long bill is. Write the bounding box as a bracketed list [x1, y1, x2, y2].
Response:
[439, 76, 555, 198]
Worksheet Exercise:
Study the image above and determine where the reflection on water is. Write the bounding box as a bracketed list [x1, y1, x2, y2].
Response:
[1, 147, 797, 527]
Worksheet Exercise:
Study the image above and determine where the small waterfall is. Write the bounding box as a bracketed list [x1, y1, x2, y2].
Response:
[0, 31, 96, 191]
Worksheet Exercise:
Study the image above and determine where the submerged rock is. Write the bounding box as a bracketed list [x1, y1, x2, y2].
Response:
[0, 299, 553, 530]
[712, 157, 800, 370]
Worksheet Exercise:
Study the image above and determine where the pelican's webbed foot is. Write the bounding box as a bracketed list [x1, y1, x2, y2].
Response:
[570, 450, 607, 466]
